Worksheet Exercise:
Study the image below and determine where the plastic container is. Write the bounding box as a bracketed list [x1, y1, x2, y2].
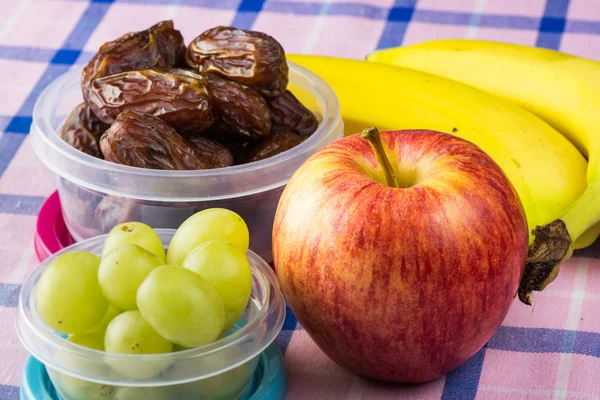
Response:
[30, 63, 343, 263]
[16, 229, 287, 400]
[20, 344, 287, 400]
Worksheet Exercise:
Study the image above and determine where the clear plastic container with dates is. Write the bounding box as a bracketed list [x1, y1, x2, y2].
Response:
[30, 63, 343, 263]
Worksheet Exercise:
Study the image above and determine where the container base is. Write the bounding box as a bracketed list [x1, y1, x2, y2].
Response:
[20, 343, 286, 400]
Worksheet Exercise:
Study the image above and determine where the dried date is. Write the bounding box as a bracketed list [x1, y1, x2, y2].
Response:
[241, 130, 306, 163]
[59, 178, 103, 231]
[95, 196, 141, 233]
[59, 103, 109, 158]
[222, 141, 251, 164]
[81, 20, 185, 103]
[268, 90, 318, 136]
[186, 26, 288, 98]
[204, 73, 271, 142]
[89, 68, 212, 135]
[99, 110, 218, 170]
[187, 134, 234, 168]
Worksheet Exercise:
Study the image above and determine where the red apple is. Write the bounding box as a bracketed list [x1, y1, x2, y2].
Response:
[272, 128, 528, 383]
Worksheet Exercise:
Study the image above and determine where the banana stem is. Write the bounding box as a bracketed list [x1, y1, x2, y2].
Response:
[519, 156, 600, 306]
[518, 220, 573, 305]
[361, 127, 399, 188]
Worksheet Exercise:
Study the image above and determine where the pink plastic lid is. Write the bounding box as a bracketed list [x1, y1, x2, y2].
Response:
[35, 191, 75, 262]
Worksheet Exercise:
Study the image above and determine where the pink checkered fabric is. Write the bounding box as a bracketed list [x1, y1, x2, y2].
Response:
[1, 1, 600, 399]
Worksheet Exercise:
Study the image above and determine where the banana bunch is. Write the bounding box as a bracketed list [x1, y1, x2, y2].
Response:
[367, 40, 600, 303]
[288, 54, 589, 305]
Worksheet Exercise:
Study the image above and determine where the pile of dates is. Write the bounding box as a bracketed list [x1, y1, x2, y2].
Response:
[60, 21, 318, 169]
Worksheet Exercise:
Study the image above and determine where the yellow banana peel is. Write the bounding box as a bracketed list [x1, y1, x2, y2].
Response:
[289, 54, 588, 304]
[367, 40, 600, 303]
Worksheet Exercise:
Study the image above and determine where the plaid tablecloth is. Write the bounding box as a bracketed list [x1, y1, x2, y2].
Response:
[2, 0, 600, 399]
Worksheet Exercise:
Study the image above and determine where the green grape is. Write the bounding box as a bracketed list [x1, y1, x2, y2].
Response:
[87, 305, 121, 335]
[52, 375, 115, 400]
[102, 222, 165, 261]
[36, 251, 109, 334]
[68, 332, 104, 351]
[104, 310, 173, 355]
[104, 310, 173, 379]
[166, 208, 249, 265]
[173, 344, 192, 352]
[137, 266, 225, 348]
[50, 350, 115, 399]
[98, 244, 164, 310]
[113, 385, 174, 400]
[172, 333, 225, 352]
[177, 347, 253, 400]
[182, 240, 252, 333]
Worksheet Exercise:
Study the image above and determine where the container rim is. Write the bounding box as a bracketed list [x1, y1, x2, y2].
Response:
[15, 229, 286, 386]
[30, 62, 342, 201]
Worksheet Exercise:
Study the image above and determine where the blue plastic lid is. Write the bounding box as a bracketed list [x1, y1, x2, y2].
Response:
[21, 343, 287, 400]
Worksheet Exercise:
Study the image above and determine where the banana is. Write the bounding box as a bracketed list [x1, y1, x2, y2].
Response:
[367, 40, 600, 302]
[288, 55, 588, 303]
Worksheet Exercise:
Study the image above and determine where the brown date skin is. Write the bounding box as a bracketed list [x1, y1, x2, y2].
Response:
[100, 110, 222, 170]
[81, 20, 185, 104]
[187, 134, 234, 168]
[241, 130, 306, 164]
[185, 26, 288, 98]
[59, 103, 109, 158]
[95, 196, 141, 233]
[203, 73, 271, 142]
[223, 141, 251, 164]
[89, 68, 212, 136]
[268, 90, 319, 136]
[59, 178, 102, 232]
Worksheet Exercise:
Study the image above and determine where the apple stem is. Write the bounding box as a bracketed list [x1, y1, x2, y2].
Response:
[361, 127, 398, 188]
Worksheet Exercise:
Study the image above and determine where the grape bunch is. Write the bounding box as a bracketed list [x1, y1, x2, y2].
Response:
[35, 208, 253, 369]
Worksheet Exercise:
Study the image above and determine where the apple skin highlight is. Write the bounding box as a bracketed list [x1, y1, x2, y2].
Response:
[272, 129, 529, 383]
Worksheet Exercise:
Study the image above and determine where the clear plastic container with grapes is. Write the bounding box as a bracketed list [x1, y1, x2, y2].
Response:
[15, 209, 286, 400]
